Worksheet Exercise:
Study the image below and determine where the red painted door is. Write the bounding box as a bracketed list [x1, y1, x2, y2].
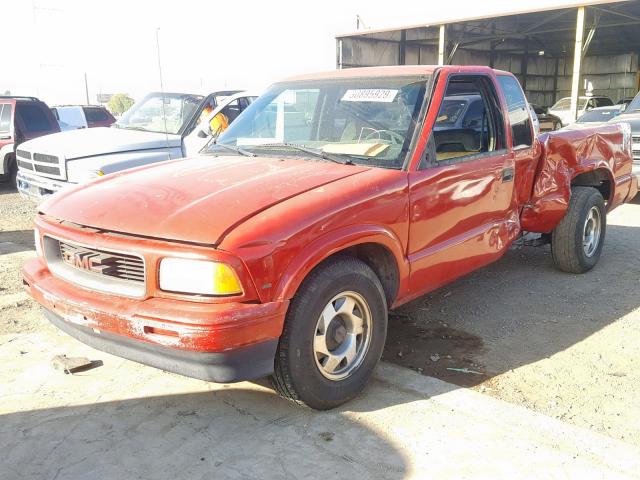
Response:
[405, 73, 521, 299]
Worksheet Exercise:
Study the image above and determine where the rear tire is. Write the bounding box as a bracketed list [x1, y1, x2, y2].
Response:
[271, 256, 387, 410]
[8, 157, 17, 189]
[1, 156, 17, 189]
[551, 186, 606, 273]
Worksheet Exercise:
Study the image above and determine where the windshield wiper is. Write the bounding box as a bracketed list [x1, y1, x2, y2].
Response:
[212, 142, 257, 157]
[257, 143, 354, 166]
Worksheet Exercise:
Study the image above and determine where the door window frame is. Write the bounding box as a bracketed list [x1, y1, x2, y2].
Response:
[419, 73, 507, 170]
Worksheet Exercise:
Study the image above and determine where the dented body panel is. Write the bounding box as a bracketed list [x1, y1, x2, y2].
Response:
[22, 66, 638, 383]
[521, 124, 637, 232]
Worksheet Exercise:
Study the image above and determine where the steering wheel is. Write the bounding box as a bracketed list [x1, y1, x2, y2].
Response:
[364, 129, 405, 145]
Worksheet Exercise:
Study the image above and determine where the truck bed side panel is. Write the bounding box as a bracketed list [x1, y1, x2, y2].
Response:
[521, 124, 635, 233]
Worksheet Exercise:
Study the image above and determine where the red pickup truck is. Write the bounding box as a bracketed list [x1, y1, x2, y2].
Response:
[23, 66, 637, 409]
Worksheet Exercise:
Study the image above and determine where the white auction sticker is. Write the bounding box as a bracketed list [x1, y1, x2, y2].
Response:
[341, 89, 398, 103]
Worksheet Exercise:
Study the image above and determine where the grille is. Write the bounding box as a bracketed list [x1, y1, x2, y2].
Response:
[34, 164, 60, 175]
[58, 240, 145, 283]
[44, 236, 146, 297]
[17, 160, 33, 170]
[16, 149, 31, 160]
[14, 150, 65, 180]
[33, 153, 59, 164]
[632, 135, 640, 162]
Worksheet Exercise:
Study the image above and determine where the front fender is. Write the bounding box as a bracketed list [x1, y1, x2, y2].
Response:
[273, 224, 409, 307]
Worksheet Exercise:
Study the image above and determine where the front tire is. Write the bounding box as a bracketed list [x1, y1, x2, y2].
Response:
[551, 186, 606, 273]
[271, 256, 387, 410]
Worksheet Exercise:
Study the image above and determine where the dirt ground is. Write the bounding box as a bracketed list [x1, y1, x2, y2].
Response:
[1, 182, 639, 448]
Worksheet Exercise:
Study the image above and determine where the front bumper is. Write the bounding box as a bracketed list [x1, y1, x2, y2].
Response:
[17, 170, 72, 203]
[22, 258, 288, 383]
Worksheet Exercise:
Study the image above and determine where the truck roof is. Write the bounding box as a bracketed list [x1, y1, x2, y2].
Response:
[279, 65, 512, 83]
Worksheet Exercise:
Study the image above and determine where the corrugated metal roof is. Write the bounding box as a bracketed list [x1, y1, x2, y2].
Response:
[336, 0, 629, 38]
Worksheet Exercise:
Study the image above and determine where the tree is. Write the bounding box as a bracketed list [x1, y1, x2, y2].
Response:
[108, 94, 135, 116]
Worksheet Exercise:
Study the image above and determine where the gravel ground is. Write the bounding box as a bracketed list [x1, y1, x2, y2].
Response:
[1, 182, 639, 447]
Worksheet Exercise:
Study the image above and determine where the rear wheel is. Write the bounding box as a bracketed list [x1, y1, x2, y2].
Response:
[271, 256, 387, 410]
[551, 186, 606, 273]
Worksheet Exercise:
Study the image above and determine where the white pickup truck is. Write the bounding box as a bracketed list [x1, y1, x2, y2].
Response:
[16, 90, 256, 202]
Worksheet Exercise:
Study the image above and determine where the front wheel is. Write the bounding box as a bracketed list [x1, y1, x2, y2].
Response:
[551, 186, 606, 273]
[271, 257, 388, 410]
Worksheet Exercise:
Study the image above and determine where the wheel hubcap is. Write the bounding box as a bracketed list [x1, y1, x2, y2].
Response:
[313, 291, 372, 381]
[583, 206, 602, 257]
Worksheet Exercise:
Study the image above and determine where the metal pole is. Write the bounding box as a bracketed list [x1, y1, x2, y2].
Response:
[570, 7, 585, 122]
[155, 28, 168, 137]
[438, 25, 445, 66]
[84, 72, 89, 104]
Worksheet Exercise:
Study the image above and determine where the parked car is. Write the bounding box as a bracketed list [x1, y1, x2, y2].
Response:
[51, 105, 116, 130]
[0, 96, 60, 187]
[530, 104, 562, 132]
[609, 91, 640, 179]
[617, 97, 635, 108]
[22, 66, 637, 409]
[16, 90, 256, 202]
[573, 105, 625, 126]
[548, 96, 614, 126]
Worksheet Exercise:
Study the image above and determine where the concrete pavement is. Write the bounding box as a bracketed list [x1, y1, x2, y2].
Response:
[1, 324, 639, 480]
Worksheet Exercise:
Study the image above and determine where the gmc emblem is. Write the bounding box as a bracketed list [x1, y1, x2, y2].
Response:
[61, 250, 114, 274]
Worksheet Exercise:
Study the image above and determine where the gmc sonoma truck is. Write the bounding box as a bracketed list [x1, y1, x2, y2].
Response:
[16, 90, 255, 202]
[22, 66, 637, 410]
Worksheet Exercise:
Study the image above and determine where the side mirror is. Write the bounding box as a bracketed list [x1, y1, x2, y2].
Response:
[197, 128, 209, 139]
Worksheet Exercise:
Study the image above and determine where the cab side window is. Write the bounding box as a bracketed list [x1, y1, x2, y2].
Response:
[0, 104, 12, 133]
[497, 75, 532, 149]
[430, 75, 504, 163]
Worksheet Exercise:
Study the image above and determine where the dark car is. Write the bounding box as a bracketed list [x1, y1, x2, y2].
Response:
[530, 104, 562, 132]
[0, 96, 60, 187]
[608, 91, 640, 179]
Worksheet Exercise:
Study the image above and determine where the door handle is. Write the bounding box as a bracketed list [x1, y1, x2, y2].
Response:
[502, 167, 514, 182]
[0, 135, 10, 140]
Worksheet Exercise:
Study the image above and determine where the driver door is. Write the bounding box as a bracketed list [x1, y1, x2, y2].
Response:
[407, 74, 519, 296]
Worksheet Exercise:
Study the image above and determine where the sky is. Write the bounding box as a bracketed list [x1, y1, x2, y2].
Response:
[2, 0, 613, 105]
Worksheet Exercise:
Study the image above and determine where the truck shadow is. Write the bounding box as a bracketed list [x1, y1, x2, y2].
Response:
[0, 182, 17, 195]
[0, 230, 35, 254]
[382, 223, 640, 388]
[0, 388, 409, 479]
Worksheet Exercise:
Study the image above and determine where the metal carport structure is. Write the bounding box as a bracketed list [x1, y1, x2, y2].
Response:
[336, 0, 640, 121]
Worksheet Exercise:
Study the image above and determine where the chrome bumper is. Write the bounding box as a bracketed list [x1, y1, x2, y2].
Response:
[17, 170, 73, 203]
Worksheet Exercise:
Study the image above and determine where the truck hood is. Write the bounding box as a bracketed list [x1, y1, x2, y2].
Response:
[20, 127, 182, 160]
[40, 156, 369, 245]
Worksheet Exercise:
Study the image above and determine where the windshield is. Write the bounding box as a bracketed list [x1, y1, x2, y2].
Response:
[577, 108, 621, 123]
[115, 92, 203, 134]
[207, 76, 429, 169]
[551, 97, 588, 111]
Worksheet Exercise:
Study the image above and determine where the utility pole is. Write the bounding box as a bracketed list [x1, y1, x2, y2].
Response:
[84, 72, 90, 104]
[156, 28, 168, 139]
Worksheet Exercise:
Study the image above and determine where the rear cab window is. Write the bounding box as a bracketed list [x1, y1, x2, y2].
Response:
[496, 75, 533, 149]
[83, 107, 110, 123]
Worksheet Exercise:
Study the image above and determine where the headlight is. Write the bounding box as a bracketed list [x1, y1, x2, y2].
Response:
[159, 258, 243, 295]
[34, 227, 43, 257]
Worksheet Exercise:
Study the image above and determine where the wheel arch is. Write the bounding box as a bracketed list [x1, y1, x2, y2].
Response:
[274, 225, 409, 308]
[571, 168, 613, 206]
